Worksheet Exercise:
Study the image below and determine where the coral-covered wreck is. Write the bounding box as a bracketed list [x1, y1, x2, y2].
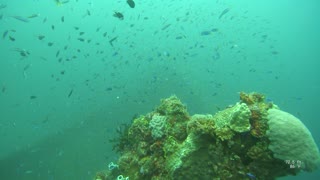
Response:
[95, 92, 320, 180]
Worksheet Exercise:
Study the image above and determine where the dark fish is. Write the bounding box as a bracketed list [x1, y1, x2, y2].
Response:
[56, 50, 60, 57]
[109, 36, 117, 47]
[86, 9, 91, 16]
[37, 35, 45, 40]
[161, 24, 171, 30]
[61, 0, 70, 4]
[13, 48, 30, 57]
[103, 32, 107, 37]
[74, 26, 79, 30]
[3, 30, 8, 39]
[68, 89, 73, 98]
[30, 95, 37, 99]
[0, 4, 7, 9]
[51, 25, 55, 30]
[79, 32, 85, 35]
[11, 16, 29, 23]
[43, 17, 47, 23]
[1, 86, 5, 93]
[219, 8, 230, 19]
[23, 64, 31, 71]
[9, 36, 15, 41]
[113, 12, 124, 20]
[61, 16, 64, 22]
[77, 38, 85, 42]
[201, 30, 211, 36]
[47, 42, 54, 46]
[127, 0, 135, 8]
[211, 28, 218, 32]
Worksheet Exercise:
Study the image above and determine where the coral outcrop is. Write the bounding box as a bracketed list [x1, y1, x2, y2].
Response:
[95, 92, 320, 180]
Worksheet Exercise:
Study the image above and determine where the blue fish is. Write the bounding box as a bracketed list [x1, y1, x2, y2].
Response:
[11, 16, 29, 22]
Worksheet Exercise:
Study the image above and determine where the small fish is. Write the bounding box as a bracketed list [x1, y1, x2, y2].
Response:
[79, 32, 85, 35]
[109, 36, 117, 47]
[23, 64, 31, 71]
[1, 85, 6, 93]
[103, 32, 107, 37]
[61, 16, 64, 22]
[9, 36, 15, 41]
[56, 50, 60, 57]
[48, 42, 54, 46]
[201, 30, 211, 36]
[211, 28, 218, 32]
[86, 9, 91, 16]
[0, 4, 7, 10]
[0, 14, 3, 20]
[113, 12, 124, 20]
[28, 13, 40, 18]
[11, 16, 29, 23]
[12, 48, 30, 57]
[68, 89, 73, 98]
[127, 0, 135, 8]
[2, 30, 8, 39]
[55, 0, 69, 6]
[37, 35, 45, 40]
[77, 38, 85, 42]
[219, 8, 230, 19]
[42, 17, 47, 23]
[161, 24, 171, 30]
[74, 26, 79, 30]
[246, 173, 256, 180]
[51, 25, 55, 30]
[30, 95, 37, 99]
[25, 170, 33, 174]
[175, 36, 185, 40]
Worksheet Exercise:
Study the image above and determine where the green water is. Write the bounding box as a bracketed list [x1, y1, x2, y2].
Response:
[0, 0, 319, 179]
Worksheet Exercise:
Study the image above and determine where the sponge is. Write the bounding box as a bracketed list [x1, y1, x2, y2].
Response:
[267, 109, 320, 171]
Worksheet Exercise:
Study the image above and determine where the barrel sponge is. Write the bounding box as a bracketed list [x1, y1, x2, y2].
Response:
[267, 109, 320, 172]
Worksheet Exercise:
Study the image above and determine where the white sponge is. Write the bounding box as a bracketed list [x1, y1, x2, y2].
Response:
[267, 109, 320, 171]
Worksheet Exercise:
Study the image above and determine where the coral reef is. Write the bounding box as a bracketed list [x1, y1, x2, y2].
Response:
[96, 92, 320, 180]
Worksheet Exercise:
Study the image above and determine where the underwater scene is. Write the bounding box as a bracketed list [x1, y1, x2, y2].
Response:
[0, 0, 319, 179]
